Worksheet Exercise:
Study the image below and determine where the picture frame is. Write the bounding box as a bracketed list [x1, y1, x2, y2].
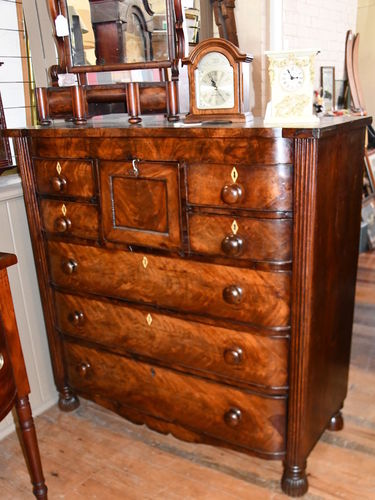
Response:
[185, 8, 200, 45]
[361, 194, 375, 249]
[321, 66, 336, 112]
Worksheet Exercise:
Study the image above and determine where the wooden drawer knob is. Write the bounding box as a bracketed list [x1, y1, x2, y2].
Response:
[224, 408, 242, 427]
[221, 234, 244, 257]
[223, 285, 243, 305]
[224, 347, 243, 365]
[0, 353, 4, 371]
[54, 216, 72, 233]
[76, 362, 91, 377]
[62, 259, 78, 275]
[69, 311, 84, 326]
[221, 184, 243, 205]
[50, 175, 67, 192]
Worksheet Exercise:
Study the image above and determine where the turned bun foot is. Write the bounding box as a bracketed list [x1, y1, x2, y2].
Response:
[58, 387, 80, 412]
[281, 464, 308, 497]
[327, 410, 344, 431]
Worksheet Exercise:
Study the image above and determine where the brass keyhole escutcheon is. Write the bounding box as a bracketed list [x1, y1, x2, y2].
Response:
[142, 256, 148, 269]
[146, 313, 152, 326]
[56, 162, 62, 175]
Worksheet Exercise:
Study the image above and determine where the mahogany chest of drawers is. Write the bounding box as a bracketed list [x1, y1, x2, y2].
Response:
[11, 115, 370, 496]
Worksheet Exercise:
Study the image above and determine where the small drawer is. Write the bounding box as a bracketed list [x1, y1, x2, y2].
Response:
[48, 241, 291, 328]
[34, 159, 95, 198]
[187, 163, 293, 211]
[64, 341, 286, 456]
[189, 213, 292, 262]
[40, 200, 99, 240]
[0, 328, 16, 420]
[55, 291, 289, 391]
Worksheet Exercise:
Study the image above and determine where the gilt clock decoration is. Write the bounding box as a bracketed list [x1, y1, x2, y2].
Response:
[182, 38, 253, 123]
[265, 49, 319, 124]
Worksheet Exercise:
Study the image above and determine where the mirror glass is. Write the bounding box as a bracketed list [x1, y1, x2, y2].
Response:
[65, 0, 169, 66]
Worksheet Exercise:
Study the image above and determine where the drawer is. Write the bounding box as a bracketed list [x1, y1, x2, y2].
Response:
[48, 241, 290, 327]
[34, 159, 95, 198]
[0, 327, 16, 420]
[99, 160, 182, 250]
[40, 200, 99, 240]
[189, 214, 292, 262]
[64, 341, 286, 455]
[55, 292, 289, 391]
[187, 163, 293, 211]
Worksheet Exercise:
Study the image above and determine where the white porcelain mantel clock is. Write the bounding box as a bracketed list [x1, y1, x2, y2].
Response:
[265, 49, 320, 124]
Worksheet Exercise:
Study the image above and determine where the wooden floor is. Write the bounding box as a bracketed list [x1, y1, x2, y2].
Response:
[1, 251, 375, 499]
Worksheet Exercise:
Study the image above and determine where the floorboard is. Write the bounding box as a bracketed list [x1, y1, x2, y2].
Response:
[1, 250, 374, 499]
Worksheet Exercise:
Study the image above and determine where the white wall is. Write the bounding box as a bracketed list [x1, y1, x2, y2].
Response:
[283, 0, 358, 83]
[357, 0, 375, 118]
[0, 0, 28, 128]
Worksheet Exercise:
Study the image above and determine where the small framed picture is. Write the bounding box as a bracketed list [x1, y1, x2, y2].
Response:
[321, 66, 335, 112]
[362, 195, 375, 249]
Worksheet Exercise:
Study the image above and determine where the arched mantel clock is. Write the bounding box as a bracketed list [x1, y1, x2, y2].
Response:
[182, 38, 253, 123]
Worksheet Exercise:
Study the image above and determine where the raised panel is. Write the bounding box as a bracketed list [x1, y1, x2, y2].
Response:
[100, 161, 182, 250]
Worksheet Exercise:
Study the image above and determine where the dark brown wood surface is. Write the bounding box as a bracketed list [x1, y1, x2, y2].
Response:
[40, 200, 99, 240]
[8, 115, 371, 497]
[54, 291, 289, 392]
[188, 213, 292, 262]
[64, 340, 286, 457]
[0, 256, 47, 499]
[48, 241, 291, 327]
[187, 162, 293, 211]
[34, 159, 95, 199]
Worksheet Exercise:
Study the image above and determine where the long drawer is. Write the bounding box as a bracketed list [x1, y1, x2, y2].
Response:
[48, 242, 291, 327]
[55, 291, 289, 391]
[64, 340, 286, 456]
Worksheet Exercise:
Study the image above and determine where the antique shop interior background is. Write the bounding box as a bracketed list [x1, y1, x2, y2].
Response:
[0, 0, 374, 494]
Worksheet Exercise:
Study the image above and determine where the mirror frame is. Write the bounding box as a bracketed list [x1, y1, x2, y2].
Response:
[48, 0, 184, 74]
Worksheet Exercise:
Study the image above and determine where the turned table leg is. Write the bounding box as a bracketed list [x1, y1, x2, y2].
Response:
[15, 396, 48, 500]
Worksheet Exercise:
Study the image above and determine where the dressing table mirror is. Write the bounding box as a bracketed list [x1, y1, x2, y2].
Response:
[37, 0, 184, 124]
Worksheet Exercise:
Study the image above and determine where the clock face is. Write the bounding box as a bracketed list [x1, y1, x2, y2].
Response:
[195, 52, 235, 110]
[279, 64, 305, 92]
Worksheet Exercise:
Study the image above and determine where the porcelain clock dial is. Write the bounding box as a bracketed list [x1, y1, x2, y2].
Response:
[195, 52, 235, 110]
[279, 65, 305, 91]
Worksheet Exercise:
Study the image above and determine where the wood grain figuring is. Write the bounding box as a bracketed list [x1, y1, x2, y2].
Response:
[34, 159, 95, 199]
[31, 136, 293, 165]
[9, 116, 370, 497]
[187, 163, 293, 211]
[100, 161, 182, 250]
[48, 241, 291, 327]
[189, 213, 292, 262]
[39, 199, 99, 240]
[1, 249, 375, 499]
[16, 138, 77, 405]
[54, 291, 289, 392]
[0, 325, 17, 422]
[64, 340, 286, 456]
